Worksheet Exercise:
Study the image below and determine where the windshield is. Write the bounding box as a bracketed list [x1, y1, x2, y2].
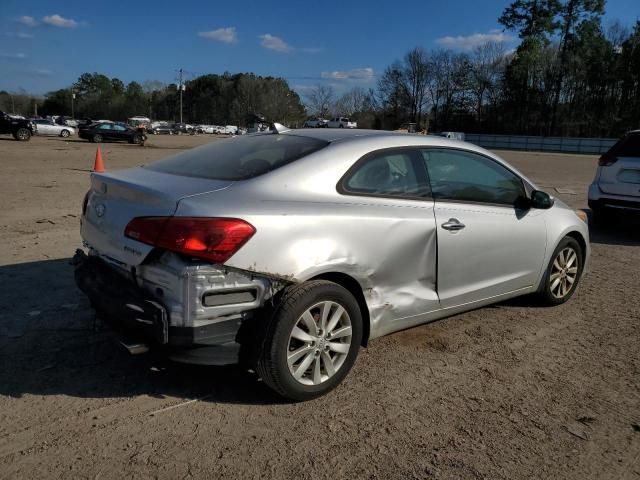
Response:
[146, 134, 329, 180]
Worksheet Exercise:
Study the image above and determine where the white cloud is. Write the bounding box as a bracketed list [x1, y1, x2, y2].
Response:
[17, 16, 38, 27]
[198, 27, 237, 44]
[259, 34, 292, 53]
[321, 68, 375, 81]
[435, 30, 514, 51]
[42, 14, 78, 28]
[33, 68, 53, 76]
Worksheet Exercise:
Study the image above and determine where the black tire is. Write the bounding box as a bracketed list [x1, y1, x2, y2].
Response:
[537, 236, 584, 305]
[60, 129, 70, 138]
[13, 128, 31, 141]
[256, 280, 362, 401]
[92, 134, 102, 143]
[131, 134, 141, 144]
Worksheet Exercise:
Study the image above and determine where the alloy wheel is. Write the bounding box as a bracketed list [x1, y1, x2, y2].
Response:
[550, 247, 578, 299]
[287, 301, 352, 386]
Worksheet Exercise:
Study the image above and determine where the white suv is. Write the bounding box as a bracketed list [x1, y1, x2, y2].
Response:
[588, 130, 640, 223]
[328, 117, 357, 128]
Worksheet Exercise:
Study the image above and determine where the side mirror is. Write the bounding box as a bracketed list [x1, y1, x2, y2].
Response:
[530, 190, 554, 209]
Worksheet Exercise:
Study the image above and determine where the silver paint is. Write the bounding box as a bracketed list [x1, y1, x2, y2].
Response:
[79, 130, 590, 340]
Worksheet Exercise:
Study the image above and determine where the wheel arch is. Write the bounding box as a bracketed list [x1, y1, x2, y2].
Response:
[308, 272, 371, 347]
[565, 230, 588, 266]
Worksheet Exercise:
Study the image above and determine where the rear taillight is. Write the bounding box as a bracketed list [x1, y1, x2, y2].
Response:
[598, 153, 618, 166]
[124, 217, 256, 264]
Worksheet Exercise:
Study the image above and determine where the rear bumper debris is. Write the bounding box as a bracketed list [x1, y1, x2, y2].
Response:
[73, 249, 268, 365]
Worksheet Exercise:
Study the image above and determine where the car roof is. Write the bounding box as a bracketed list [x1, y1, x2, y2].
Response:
[283, 128, 401, 142]
[282, 128, 468, 147]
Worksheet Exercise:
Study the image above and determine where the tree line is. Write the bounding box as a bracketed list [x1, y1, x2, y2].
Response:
[17, 72, 306, 127]
[308, 1, 640, 137]
[372, 0, 640, 137]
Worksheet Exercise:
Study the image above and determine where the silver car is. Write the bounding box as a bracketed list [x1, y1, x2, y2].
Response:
[75, 129, 590, 400]
[33, 119, 75, 137]
[588, 130, 640, 223]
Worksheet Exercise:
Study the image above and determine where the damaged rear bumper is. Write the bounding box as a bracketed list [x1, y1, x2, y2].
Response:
[73, 249, 270, 365]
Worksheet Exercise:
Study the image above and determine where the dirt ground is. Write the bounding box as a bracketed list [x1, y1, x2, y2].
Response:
[0, 134, 638, 479]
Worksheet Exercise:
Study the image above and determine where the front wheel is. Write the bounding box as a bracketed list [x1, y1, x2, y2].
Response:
[60, 129, 71, 138]
[13, 128, 31, 141]
[92, 134, 102, 143]
[538, 236, 584, 305]
[257, 280, 362, 401]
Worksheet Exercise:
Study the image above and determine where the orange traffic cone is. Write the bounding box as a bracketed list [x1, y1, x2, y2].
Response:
[93, 146, 105, 172]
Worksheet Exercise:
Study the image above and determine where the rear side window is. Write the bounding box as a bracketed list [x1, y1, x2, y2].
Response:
[608, 134, 640, 158]
[342, 149, 431, 199]
[146, 134, 329, 180]
[421, 149, 524, 206]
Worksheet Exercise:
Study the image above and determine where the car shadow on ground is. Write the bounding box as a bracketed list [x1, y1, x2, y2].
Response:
[588, 215, 640, 246]
[0, 258, 284, 406]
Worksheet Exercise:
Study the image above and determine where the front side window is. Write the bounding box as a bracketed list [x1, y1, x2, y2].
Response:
[342, 149, 431, 198]
[112, 124, 126, 131]
[421, 149, 524, 206]
[98, 124, 112, 130]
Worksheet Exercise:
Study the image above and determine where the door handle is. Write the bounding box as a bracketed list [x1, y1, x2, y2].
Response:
[441, 218, 465, 231]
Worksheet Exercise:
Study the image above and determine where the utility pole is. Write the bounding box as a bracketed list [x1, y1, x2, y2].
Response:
[178, 68, 183, 124]
[71, 90, 75, 118]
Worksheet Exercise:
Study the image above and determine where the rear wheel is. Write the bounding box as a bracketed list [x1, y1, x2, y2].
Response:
[257, 280, 362, 401]
[538, 236, 583, 305]
[13, 128, 31, 141]
[92, 134, 102, 143]
[60, 129, 71, 138]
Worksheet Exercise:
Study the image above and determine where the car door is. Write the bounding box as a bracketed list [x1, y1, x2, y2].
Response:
[36, 121, 53, 135]
[97, 123, 114, 140]
[339, 148, 440, 328]
[420, 148, 547, 308]
[111, 124, 129, 141]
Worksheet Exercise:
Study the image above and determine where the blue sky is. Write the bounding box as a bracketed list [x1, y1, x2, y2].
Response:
[1, 0, 638, 96]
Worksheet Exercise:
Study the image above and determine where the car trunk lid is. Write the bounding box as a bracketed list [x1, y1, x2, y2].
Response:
[81, 167, 233, 266]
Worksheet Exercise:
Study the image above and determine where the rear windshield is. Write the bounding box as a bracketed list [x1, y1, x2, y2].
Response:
[145, 134, 329, 180]
[608, 133, 640, 158]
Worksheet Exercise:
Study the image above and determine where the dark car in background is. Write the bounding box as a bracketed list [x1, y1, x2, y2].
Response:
[0, 111, 36, 141]
[151, 125, 175, 135]
[79, 122, 144, 144]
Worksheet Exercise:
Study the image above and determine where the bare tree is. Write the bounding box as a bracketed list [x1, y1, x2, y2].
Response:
[377, 61, 408, 127]
[403, 47, 430, 128]
[335, 87, 369, 116]
[470, 42, 509, 121]
[305, 85, 335, 117]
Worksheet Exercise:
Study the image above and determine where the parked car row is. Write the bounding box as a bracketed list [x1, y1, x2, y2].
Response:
[303, 117, 358, 128]
[144, 122, 242, 135]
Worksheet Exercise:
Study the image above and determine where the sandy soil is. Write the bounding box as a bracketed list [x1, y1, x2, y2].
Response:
[0, 134, 639, 479]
